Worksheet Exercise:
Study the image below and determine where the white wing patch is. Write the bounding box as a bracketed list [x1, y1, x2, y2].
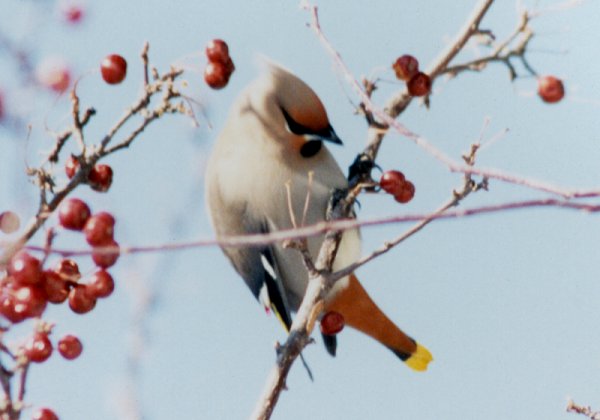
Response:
[259, 254, 276, 313]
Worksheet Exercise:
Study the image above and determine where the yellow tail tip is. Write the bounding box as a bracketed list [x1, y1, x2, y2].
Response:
[405, 343, 433, 372]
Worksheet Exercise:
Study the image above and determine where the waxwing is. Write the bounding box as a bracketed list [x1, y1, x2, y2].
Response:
[205, 60, 432, 371]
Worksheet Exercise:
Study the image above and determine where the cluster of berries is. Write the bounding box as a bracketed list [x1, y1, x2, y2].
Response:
[380, 170, 416, 204]
[65, 155, 113, 192]
[204, 39, 235, 89]
[393, 54, 432, 97]
[2, 199, 117, 322]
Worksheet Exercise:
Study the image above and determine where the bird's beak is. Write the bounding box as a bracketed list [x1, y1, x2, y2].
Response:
[310, 126, 344, 144]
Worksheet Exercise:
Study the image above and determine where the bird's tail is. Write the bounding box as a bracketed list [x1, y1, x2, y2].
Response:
[325, 274, 432, 372]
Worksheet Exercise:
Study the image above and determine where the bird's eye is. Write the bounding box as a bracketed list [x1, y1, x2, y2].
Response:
[280, 107, 311, 135]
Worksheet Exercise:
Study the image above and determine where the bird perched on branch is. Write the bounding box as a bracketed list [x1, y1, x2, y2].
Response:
[205, 60, 432, 371]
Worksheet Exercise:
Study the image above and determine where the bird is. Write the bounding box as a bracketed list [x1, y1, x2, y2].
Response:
[204, 60, 432, 371]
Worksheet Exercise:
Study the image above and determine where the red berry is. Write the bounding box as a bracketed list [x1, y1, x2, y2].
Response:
[37, 57, 71, 93]
[62, 2, 84, 24]
[13, 285, 48, 318]
[538, 75, 564, 104]
[92, 239, 120, 268]
[68, 285, 96, 314]
[32, 407, 59, 420]
[205, 39, 230, 63]
[8, 251, 42, 286]
[393, 55, 419, 81]
[88, 269, 114, 298]
[379, 170, 406, 195]
[42, 270, 70, 304]
[395, 180, 415, 204]
[58, 334, 83, 360]
[0, 293, 26, 323]
[204, 61, 231, 89]
[100, 54, 127, 85]
[88, 164, 113, 192]
[320, 311, 345, 335]
[54, 258, 81, 282]
[25, 332, 53, 363]
[58, 198, 91, 230]
[83, 212, 115, 246]
[407, 72, 431, 97]
[0, 211, 20, 234]
[65, 155, 80, 179]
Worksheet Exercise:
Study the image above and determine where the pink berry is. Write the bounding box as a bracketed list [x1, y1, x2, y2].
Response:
[37, 57, 71, 93]
[0, 211, 20, 234]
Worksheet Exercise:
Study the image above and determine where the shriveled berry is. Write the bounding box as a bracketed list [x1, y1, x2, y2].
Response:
[205, 39, 230, 64]
[58, 198, 90, 230]
[320, 311, 345, 335]
[83, 212, 115, 246]
[68, 285, 96, 314]
[92, 239, 120, 268]
[0, 211, 20, 234]
[380, 170, 405, 195]
[65, 155, 80, 179]
[42, 270, 70, 304]
[32, 407, 59, 420]
[100, 54, 127, 85]
[55, 259, 81, 282]
[58, 334, 83, 360]
[13, 285, 48, 318]
[25, 332, 53, 363]
[393, 55, 419, 81]
[204, 61, 230, 89]
[407, 72, 431, 97]
[8, 251, 42, 286]
[88, 164, 113, 192]
[395, 180, 415, 204]
[538, 75, 564, 104]
[88, 269, 114, 298]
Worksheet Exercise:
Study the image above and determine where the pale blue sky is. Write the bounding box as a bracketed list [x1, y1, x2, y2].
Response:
[1, 1, 600, 419]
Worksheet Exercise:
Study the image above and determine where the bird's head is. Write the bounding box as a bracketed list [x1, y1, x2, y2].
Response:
[244, 60, 342, 158]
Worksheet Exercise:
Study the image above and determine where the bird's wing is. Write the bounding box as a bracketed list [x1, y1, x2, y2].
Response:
[221, 221, 293, 332]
